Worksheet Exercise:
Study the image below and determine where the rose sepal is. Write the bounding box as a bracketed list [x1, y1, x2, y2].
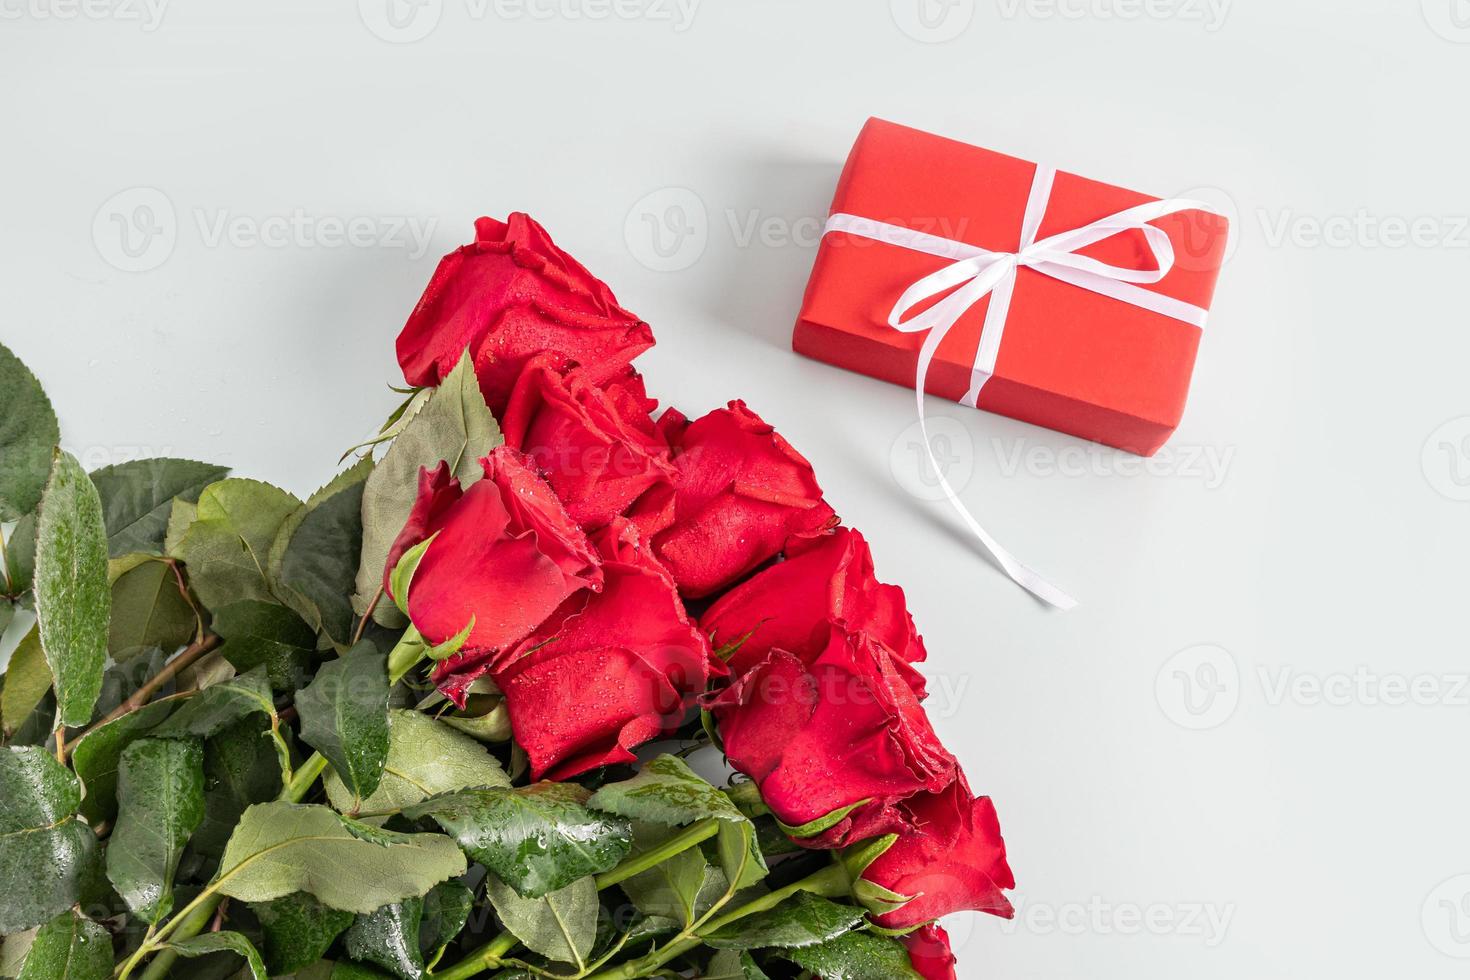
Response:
[388, 531, 439, 616]
[778, 797, 875, 840]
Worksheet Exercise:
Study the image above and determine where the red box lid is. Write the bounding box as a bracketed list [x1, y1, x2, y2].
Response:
[793, 118, 1229, 456]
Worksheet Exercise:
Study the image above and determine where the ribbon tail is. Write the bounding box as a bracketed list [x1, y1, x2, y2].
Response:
[913, 328, 1078, 610]
[961, 265, 1017, 408]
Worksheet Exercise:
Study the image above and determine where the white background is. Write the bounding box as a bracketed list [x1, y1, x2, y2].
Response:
[3, 1, 1469, 977]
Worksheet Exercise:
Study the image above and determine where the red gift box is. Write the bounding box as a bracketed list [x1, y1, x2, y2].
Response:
[793, 118, 1230, 456]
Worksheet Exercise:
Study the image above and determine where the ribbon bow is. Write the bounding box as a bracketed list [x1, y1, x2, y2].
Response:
[824, 164, 1217, 610]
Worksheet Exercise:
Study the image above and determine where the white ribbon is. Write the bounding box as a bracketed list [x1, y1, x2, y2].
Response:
[824, 164, 1217, 610]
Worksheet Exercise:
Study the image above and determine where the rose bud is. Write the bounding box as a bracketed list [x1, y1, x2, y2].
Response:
[383, 447, 602, 693]
[706, 630, 956, 849]
[500, 354, 675, 531]
[860, 776, 1016, 930]
[701, 526, 928, 690]
[904, 924, 958, 980]
[628, 400, 837, 598]
[481, 518, 719, 781]
[396, 213, 654, 414]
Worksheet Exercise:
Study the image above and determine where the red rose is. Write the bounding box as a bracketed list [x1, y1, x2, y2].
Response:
[471, 519, 717, 781]
[396, 213, 654, 414]
[863, 777, 1016, 930]
[904, 924, 958, 980]
[629, 400, 837, 598]
[500, 355, 675, 530]
[386, 447, 602, 665]
[706, 631, 955, 848]
[701, 527, 927, 689]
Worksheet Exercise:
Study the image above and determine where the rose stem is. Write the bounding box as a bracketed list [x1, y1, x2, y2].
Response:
[70, 635, 221, 752]
[580, 864, 851, 980]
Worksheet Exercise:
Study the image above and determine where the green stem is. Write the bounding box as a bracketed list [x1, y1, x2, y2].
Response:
[387, 625, 427, 683]
[596, 819, 721, 889]
[128, 898, 215, 980]
[430, 931, 519, 980]
[280, 751, 330, 802]
[582, 865, 850, 980]
[430, 819, 725, 980]
[129, 628, 431, 980]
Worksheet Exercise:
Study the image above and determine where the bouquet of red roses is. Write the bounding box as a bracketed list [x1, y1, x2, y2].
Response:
[0, 213, 1013, 979]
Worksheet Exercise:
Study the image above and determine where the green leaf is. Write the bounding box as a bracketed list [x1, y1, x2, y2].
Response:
[106, 737, 205, 922]
[163, 931, 267, 980]
[89, 458, 230, 557]
[212, 599, 317, 692]
[354, 352, 501, 627]
[254, 892, 357, 976]
[404, 783, 631, 899]
[268, 460, 371, 583]
[0, 747, 101, 934]
[214, 802, 466, 914]
[326, 709, 508, 817]
[162, 498, 196, 558]
[152, 664, 275, 738]
[779, 930, 923, 979]
[193, 714, 286, 857]
[593, 916, 679, 963]
[173, 479, 300, 612]
[4, 512, 38, 596]
[0, 343, 60, 522]
[716, 817, 769, 894]
[706, 950, 773, 980]
[14, 912, 110, 980]
[420, 880, 473, 962]
[70, 698, 176, 823]
[588, 754, 744, 827]
[484, 874, 597, 969]
[297, 644, 390, 802]
[704, 893, 866, 951]
[616, 823, 726, 928]
[106, 556, 196, 655]
[4, 687, 57, 748]
[2, 628, 51, 737]
[274, 463, 370, 647]
[344, 897, 425, 980]
[33, 451, 111, 727]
